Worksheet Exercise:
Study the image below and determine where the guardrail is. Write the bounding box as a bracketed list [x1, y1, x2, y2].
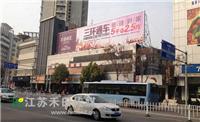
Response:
[110, 100, 200, 121]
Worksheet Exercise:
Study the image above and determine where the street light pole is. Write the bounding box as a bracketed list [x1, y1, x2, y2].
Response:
[185, 52, 188, 105]
[176, 48, 188, 105]
[141, 55, 147, 83]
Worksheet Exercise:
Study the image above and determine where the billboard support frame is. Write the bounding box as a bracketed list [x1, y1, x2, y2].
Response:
[142, 11, 151, 47]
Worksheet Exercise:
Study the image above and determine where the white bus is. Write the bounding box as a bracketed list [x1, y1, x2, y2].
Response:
[83, 80, 161, 104]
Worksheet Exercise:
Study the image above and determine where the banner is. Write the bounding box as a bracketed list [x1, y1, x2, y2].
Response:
[57, 29, 77, 53]
[57, 11, 145, 53]
[187, 7, 200, 45]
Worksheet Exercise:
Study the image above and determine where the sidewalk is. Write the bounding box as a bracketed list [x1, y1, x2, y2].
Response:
[122, 108, 200, 122]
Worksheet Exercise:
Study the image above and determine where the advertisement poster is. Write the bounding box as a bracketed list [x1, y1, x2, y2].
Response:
[57, 11, 144, 53]
[187, 7, 200, 45]
[57, 29, 77, 53]
[76, 11, 144, 51]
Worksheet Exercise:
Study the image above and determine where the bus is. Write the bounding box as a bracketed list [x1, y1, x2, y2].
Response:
[83, 80, 162, 104]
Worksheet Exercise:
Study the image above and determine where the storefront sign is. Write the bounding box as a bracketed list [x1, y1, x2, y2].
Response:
[36, 75, 45, 84]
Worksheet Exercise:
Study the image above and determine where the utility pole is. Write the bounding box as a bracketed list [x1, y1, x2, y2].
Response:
[184, 52, 188, 105]
[176, 48, 188, 105]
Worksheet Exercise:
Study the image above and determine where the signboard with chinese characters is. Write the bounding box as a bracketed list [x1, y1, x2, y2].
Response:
[182, 64, 200, 73]
[161, 40, 176, 61]
[4, 62, 18, 69]
[76, 11, 144, 51]
[57, 11, 145, 53]
[187, 7, 200, 45]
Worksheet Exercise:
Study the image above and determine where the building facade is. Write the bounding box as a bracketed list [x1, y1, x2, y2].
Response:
[0, 23, 18, 84]
[14, 33, 39, 87]
[47, 44, 136, 80]
[40, 0, 88, 28]
[173, 0, 200, 102]
[36, 0, 88, 78]
[36, 17, 65, 77]
[66, 0, 88, 29]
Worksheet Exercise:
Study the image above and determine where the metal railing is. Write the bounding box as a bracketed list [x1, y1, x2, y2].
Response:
[110, 100, 200, 121]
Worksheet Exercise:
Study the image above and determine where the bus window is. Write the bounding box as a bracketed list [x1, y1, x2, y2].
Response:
[150, 84, 159, 94]
[129, 85, 146, 96]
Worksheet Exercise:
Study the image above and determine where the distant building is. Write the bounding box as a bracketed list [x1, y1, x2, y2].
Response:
[66, 0, 88, 29]
[1, 23, 18, 64]
[0, 23, 19, 83]
[36, 17, 66, 83]
[13, 32, 39, 87]
[40, 0, 88, 28]
[173, 0, 200, 102]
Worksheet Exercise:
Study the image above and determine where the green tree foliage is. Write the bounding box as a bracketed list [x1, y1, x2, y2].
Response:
[80, 62, 105, 84]
[52, 64, 69, 84]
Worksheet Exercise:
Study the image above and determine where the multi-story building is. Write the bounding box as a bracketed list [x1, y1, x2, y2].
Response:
[0, 23, 19, 83]
[36, 17, 66, 76]
[13, 32, 39, 87]
[66, 0, 88, 29]
[40, 0, 88, 28]
[173, 0, 200, 102]
[36, 0, 88, 82]
[40, 0, 67, 21]
[46, 44, 135, 93]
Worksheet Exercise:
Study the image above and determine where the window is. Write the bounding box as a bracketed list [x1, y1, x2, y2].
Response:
[86, 84, 146, 96]
[192, 1, 194, 5]
[73, 95, 83, 101]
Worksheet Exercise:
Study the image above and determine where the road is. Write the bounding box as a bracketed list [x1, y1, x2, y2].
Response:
[1, 101, 198, 122]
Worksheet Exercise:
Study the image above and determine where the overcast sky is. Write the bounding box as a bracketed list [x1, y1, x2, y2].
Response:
[1, 0, 172, 48]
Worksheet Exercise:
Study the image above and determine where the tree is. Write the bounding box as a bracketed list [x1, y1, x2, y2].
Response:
[104, 44, 134, 80]
[80, 62, 105, 84]
[52, 64, 69, 84]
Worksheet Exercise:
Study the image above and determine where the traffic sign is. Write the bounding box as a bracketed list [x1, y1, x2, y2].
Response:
[182, 64, 200, 73]
[161, 40, 175, 61]
[4, 62, 18, 69]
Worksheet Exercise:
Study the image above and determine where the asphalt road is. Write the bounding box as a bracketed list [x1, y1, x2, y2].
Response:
[1, 101, 198, 122]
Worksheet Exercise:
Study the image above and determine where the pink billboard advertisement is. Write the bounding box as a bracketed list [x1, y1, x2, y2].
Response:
[57, 29, 77, 53]
[57, 11, 144, 53]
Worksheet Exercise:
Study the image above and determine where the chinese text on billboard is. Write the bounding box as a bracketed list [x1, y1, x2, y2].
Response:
[57, 11, 145, 53]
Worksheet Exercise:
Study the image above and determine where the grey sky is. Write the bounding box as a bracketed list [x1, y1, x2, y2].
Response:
[1, 0, 172, 48]
[88, 0, 173, 48]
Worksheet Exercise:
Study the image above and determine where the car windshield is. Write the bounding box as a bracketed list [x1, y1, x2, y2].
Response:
[90, 95, 108, 103]
[1, 88, 14, 93]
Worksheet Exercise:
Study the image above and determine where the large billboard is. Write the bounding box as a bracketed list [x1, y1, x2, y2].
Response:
[57, 11, 144, 53]
[187, 7, 200, 45]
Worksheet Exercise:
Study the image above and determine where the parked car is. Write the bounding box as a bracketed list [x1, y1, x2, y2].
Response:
[65, 93, 121, 120]
[0, 88, 16, 102]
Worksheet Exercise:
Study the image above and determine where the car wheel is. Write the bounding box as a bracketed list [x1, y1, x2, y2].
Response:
[92, 109, 101, 121]
[67, 106, 74, 115]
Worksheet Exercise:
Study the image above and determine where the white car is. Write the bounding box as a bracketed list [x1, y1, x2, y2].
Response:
[65, 94, 121, 120]
[0, 88, 16, 102]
